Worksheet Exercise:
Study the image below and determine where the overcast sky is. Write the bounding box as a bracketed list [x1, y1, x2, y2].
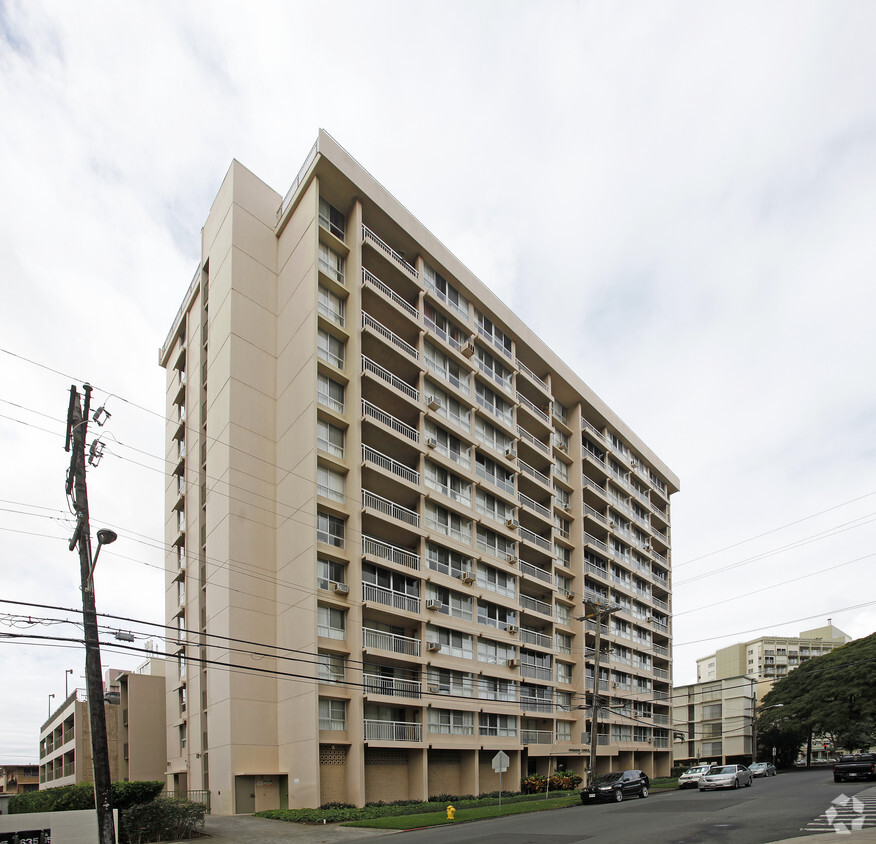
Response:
[2, 1, 875, 764]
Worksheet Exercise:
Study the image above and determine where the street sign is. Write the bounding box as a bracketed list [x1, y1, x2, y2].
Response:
[492, 750, 510, 773]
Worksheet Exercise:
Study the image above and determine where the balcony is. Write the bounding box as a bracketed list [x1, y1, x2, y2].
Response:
[517, 425, 550, 456]
[363, 719, 422, 742]
[362, 267, 418, 318]
[520, 594, 553, 617]
[521, 729, 554, 745]
[362, 355, 419, 401]
[516, 361, 549, 394]
[363, 673, 422, 700]
[518, 492, 551, 520]
[519, 560, 553, 585]
[521, 663, 552, 681]
[362, 399, 419, 443]
[518, 459, 551, 488]
[362, 582, 420, 614]
[363, 626, 421, 656]
[362, 535, 420, 571]
[520, 526, 551, 550]
[516, 392, 549, 425]
[362, 444, 419, 485]
[363, 490, 419, 527]
[362, 312, 419, 360]
[584, 533, 608, 553]
[520, 627, 553, 649]
[362, 225, 418, 278]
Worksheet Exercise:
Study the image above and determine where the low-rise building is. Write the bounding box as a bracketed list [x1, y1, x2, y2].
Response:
[0, 764, 39, 794]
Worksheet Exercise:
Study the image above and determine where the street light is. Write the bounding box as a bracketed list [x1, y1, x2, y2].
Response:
[65, 669, 73, 698]
[86, 528, 118, 591]
[48, 693, 55, 718]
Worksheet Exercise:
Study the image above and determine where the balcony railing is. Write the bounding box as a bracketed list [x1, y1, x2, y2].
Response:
[654, 737, 669, 748]
[363, 673, 422, 699]
[521, 663, 552, 681]
[362, 534, 420, 570]
[362, 225, 418, 278]
[516, 392, 549, 424]
[518, 459, 550, 487]
[362, 355, 419, 401]
[364, 719, 422, 742]
[362, 267, 418, 317]
[584, 533, 608, 553]
[520, 627, 553, 649]
[362, 582, 420, 614]
[653, 644, 669, 658]
[521, 729, 554, 744]
[363, 626, 421, 656]
[516, 361, 549, 393]
[517, 425, 549, 455]
[362, 312, 419, 359]
[363, 490, 419, 526]
[362, 399, 419, 442]
[653, 667, 670, 680]
[362, 444, 419, 485]
[520, 526, 551, 550]
[518, 492, 551, 520]
[519, 560, 553, 585]
[520, 594, 553, 616]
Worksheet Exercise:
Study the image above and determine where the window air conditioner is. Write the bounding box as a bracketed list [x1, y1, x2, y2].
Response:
[506, 554, 518, 565]
[332, 583, 349, 595]
[462, 342, 476, 358]
[459, 573, 476, 585]
[506, 518, 519, 529]
[426, 437, 438, 448]
[427, 683, 440, 693]
[426, 641, 441, 652]
[506, 625, 518, 635]
[630, 460, 638, 468]
[425, 599, 443, 610]
[558, 442, 568, 453]
[505, 658, 519, 668]
[426, 397, 441, 411]
[505, 447, 517, 458]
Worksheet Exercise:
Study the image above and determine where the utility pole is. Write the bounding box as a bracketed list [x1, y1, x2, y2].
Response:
[65, 384, 115, 844]
[579, 599, 621, 786]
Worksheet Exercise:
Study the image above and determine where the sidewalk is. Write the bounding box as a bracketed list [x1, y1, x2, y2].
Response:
[169, 813, 396, 843]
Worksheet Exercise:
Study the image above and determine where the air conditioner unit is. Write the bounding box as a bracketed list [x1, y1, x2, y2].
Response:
[426, 396, 441, 411]
[611, 682, 618, 688]
[506, 625, 518, 635]
[558, 443, 568, 453]
[332, 583, 350, 595]
[646, 616, 653, 623]
[425, 599, 443, 610]
[427, 683, 441, 694]
[458, 573, 476, 585]
[505, 447, 517, 458]
[426, 437, 438, 448]
[566, 590, 575, 599]
[462, 342, 476, 357]
[506, 518, 519, 529]
[505, 658, 519, 668]
[505, 554, 518, 565]
[563, 504, 572, 513]
[630, 460, 638, 469]
[426, 641, 441, 652]
[643, 544, 651, 551]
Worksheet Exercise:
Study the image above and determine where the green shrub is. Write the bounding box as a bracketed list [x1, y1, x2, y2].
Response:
[8, 781, 167, 816]
[121, 797, 205, 843]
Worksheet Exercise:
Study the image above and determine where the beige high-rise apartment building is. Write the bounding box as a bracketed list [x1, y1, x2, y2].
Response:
[159, 131, 679, 814]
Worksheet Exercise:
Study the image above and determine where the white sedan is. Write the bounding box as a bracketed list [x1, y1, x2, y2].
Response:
[699, 764, 753, 791]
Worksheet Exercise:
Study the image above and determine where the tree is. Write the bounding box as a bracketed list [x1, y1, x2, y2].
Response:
[758, 633, 876, 758]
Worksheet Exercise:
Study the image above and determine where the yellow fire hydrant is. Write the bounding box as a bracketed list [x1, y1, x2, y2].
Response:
[446, 805, 456, 820]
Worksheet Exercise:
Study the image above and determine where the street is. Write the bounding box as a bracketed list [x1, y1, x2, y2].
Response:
[378, 770, 875, 844]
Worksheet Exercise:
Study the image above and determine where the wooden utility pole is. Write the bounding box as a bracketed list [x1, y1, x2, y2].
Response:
[66, 384, 115, 844]
[584, 600, 621, 786]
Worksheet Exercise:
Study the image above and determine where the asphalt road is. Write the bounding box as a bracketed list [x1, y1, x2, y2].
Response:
[381, 769, 874, 844]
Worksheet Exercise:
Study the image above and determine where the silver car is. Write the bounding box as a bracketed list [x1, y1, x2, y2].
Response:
[678, 763, 715, 789]
[699, 764, 753, 790]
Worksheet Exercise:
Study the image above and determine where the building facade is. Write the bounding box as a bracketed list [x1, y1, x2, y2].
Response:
[0, 764, 39, 795]
[696, 624, 851, 684]
[159, 131, 679, 813]
[671, 676, 756, 768]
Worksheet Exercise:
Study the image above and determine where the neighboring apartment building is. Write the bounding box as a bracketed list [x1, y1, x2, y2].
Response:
[159, 130, 679, 813]
[0, 764, 39, 794]
[39, 661, 166, 789]
[696, 624, 851, 684]
[671, 676, 756, 768]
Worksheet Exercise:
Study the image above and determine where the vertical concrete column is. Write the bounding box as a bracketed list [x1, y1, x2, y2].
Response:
[409, 748, 428, 801]
[460, 749, 479, 796]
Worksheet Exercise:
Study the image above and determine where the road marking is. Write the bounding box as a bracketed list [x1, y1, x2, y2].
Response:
[802, 789, 876, 833]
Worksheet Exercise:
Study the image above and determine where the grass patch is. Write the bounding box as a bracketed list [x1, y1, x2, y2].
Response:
[343, 794, 581, 829]
[649, 777, 678, 789]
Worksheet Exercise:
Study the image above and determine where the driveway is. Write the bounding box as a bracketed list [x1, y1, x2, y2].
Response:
[168, 813, 396, 843]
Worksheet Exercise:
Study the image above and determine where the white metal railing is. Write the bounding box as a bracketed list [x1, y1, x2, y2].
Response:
[582, 476, 607, 497]
[476, 322, 512, 358]
[653, 690, 670, 701]
[425, 514, 471, 545]
[362, 312, 419, 359]
[424, 314, 465, 353]
[521, 729, 554, 744]
[520, 594, 552, 616]
[363, 490, 419, 526]
[363, 719, 422, 742]
[520, 526, 551, 550]
[653, 737, 669, 748]
[363, 673, 422, 699]
[362, 444, 419, 485]
[518, 459, 550, 487]
[586, 563, 608, 580]
[519, 560, 553, 585]
[425, 279, 469, 323]
[516, 392, 549, 424]
[518, 492, 551, 520]
[424, 357, 470, 395]
[517, 425, 549, 455]
[362, 582, 420, 613]
[653, 644, 669, 657]
[477, 359, 513, 393]
[516, 361, 548, 392]
[653, 667, 669, 680]
[475, 463, 515, 494]
[519, 696, 553, 713]
[362, 534, 419, 570]
[651, 619, 669, 633]
[583, 444, 606, 466]
[362, 355, 419, 401]
[278, 138, 319, 219]
[362, 225, 418, 277]
[362, 268, 418, 317]
[584, 504, 607, 524]
[653, 713, 670, 725]
[520, 627, 553, 649]
[584, 533, 608, 552]
[521, 663, 552, 681]
[363, 626, 420, 655]
[362, 399, 419, 442]
[652, 596, 668, 612]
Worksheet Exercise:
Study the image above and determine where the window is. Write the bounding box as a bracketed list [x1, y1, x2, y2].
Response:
[475, 381, 513, 426]
[424, 302, 468, 352]
[317, 465, 345, 503]
[555, 544, 571, 568]
[479, 713, 517, 737]
[319, 198, 346, 240]
[425, 501, 472, 545]
[554, 459, 569, 482]
[426, 584, 473, 621]
[555, 604, 571, 625]
[475, 416, 515, 453]
[556, 632, 572, 654]
[477, 600, 516, 630]
[475, 452, 514, 494]
[317, 419, 345, 458]
[317, 605, 345, 640]
[554, 485, 570, 510]
[317, 374, 344, 414]
[556, 662, 572, 684]
[428, 625, 473, 659]
[317, 557, 345, 590]
[475, 346, 512, 391]
[553, 402, 568, 425]
[317, 329, 345, 369]
[476, 562, 516, 598]
[475, 488, 514, 523]
[318, 652, 345, 684]
[703, 703, 722, 720]
[319, 698, 346, 730]
[478, 675, 516, 701]
[426, 382, 470, 430]
[478, 637, 516, 665]
[424, 263, 469, 322]
[317, 511, 344, 547]
[427, 667, 475, 697]
[428, 708, 473, 735]
[180, 723, 187, 752]
[476, 525, 516, 559]
[475, 311, 512, 357]
[556, 720, 572, 742]
[426, 543, 472, 578]
[611, 725, 632, 742]
[556, 691, 572, 711]
[318, 284, 345, 327]
[318, 241, 345, 284]
[425, 343, 470, 395]
[425, 420, 470, 468]
[425, 461, 471, 506]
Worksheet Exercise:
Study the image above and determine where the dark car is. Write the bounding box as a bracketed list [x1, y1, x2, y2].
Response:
[834, 754, 876, 783]
[581, 770, 650, 803]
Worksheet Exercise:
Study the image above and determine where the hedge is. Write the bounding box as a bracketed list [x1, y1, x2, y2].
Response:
[8, 781, 165, 815]
[121, 797, 206, 843]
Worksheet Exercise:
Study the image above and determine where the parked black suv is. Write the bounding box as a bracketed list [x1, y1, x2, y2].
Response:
[580, 770, 650, 803]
